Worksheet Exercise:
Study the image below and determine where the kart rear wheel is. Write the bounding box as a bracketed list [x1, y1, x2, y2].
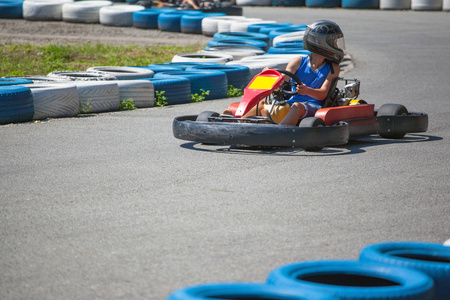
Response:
[196, 111, 220, 122]
[299, 117, 326, 151]
[377, 104, 408, 139]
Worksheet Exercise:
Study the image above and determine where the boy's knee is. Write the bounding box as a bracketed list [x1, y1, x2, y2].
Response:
[291, 102, 305, 114]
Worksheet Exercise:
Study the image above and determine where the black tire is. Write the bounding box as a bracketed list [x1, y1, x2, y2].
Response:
[359, 242, 450, 300]
[377, 103, 408, 139]
[299, 117, 326, 151]
[267, 260, 435, 300]
[196, 111, 220, 122]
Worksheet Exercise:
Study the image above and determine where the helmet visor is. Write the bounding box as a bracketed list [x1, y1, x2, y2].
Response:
[335, 36, 345, 50]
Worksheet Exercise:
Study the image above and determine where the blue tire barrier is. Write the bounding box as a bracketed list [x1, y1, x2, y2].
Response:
[146, 77, 191, 105]
[181, 13, 225, 34]
[213, 32, 270, 47]
[0, 0, 24, 19]
[267, 260, 436, 300]
[186, 64, 251, 89]
[274, 40, 304, 48]
[247, 22, 292, 33]
[163, 62, 217, 70]
[133, 8, 176, 29]
[154, 70, 228, 100]
[158, 11, 203, 32]
[207, 38, 268, 52]
[305, 0, 341, 7]
[267, 47, 310, 55]
[342, 0, 380, 8]
[272, 0, 306, 6]
[167, 282, 338, 300]
[359, 242, 450, 300]
[1, 78, 33, 86]
[258, 23, 297, 35]
[0, 86, 34, 125]
[268, 25, 307, 43]
[132, 65, 181, 74]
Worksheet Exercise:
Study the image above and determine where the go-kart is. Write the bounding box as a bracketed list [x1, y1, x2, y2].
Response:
[172, 69, 428, 151]
[137, 0, 243, 16]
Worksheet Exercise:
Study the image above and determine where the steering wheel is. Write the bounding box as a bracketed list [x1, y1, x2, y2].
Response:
[273, 69, 302, 97]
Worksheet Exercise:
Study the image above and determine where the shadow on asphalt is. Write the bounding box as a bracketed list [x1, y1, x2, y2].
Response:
[178, 134, 442, 156]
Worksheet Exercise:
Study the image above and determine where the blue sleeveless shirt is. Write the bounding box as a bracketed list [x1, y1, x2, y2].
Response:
[286, 55, 331, 107]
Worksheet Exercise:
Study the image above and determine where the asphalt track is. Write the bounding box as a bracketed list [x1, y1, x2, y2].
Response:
[1, 7, 449, 300]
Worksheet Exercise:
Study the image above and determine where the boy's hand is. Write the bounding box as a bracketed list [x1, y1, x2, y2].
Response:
[296, 83, 309, 95]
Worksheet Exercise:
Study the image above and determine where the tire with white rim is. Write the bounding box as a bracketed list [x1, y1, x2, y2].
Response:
[62, 1, 113, 23]
[23, 0, 74, 21]
[21, 83, 79, 120]
[73, 81, 120, 114]
[86, 66, 155, 80]
[99, 5, 145, 27]
[116, 80, 154, 108]
[172, 53, 234, 64]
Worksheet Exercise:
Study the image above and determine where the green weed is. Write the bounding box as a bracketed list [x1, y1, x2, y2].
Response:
[191, 89, 210, 102]
[155, 91, 168, 107]
[119, 98, 137, 111]
[227, 85, 243, 98]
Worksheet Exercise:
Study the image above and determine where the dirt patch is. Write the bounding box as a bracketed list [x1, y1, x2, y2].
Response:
[0, 19, 211, 47]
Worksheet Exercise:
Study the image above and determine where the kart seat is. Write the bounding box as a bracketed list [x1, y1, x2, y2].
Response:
[322, 77, 340, 108]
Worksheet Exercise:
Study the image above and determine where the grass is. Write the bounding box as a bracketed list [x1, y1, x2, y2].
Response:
[0, 42, 205, 77]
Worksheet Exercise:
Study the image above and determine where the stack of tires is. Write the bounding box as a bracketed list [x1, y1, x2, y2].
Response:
[167, 241, 450, 300]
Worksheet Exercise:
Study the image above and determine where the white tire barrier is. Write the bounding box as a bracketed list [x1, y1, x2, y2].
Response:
[380, 0, 411, 9]
[226, 60, 287, 79]
[202, 16, 245, 37]
[236, 0, 272, 5]
[116, 80, 154, 108]
[172, 53, 234, 64]
[99, 5, 145, 27]
[229, 20, 276, 32]
[86, 66, 155, 80]
[62, 1, 113, 23]
[411, 0, 442, 10]
[73, 81, 120, 113]
[273, 31, 305, 46]
[197, 47, 265, 60]
[47, 71, 117, 81]
[217, 17, 261, 33]
[21, 83, 80, 120]
[23, 0, 74, 21]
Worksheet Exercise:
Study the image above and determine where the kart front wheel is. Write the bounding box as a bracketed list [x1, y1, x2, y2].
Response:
[299, 117, 326, 152]
[196, 111, 219, 122]
[377, 104, 408, 139]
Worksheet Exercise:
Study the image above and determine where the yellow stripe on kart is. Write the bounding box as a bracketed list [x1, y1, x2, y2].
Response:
[248, 76, 279, 90]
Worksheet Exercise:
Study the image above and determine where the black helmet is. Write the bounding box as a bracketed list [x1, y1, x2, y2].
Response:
[303, 20, 345, 64]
